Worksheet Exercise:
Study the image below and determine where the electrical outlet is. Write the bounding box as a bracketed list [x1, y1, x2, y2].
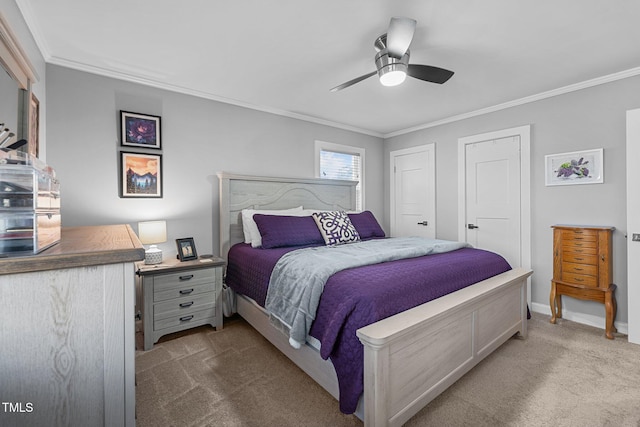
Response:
[633, 233, 640, 242]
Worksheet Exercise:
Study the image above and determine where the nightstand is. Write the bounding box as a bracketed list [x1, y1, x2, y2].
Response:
[136, 256, 225, 350]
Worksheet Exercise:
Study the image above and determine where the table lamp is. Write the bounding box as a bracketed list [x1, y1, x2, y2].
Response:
[138, 220, 167, 264]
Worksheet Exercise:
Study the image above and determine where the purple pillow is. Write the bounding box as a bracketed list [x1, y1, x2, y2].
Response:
[253, 214, 324, 249]
[348, 211, 385, 240]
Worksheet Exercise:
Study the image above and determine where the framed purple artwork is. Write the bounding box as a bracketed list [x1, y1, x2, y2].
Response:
[545, 148, 603, 186]
[121, 110, 161, 149]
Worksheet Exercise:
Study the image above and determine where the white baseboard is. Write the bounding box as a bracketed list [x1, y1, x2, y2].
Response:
[530, 302, 628, 335]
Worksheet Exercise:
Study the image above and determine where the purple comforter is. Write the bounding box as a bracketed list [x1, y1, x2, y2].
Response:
[225, 242, 511, 413]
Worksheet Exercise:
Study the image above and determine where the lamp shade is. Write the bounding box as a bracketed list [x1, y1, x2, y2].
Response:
[138, 221, 167, 265]
[138, 220, 167, 245]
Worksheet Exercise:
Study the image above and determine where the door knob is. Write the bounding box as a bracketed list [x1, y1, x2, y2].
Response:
[417, 221, 428, 226]
[467, 224, 479, 229]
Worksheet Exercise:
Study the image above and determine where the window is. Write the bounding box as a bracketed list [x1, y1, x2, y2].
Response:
[315, 140, 364, 211]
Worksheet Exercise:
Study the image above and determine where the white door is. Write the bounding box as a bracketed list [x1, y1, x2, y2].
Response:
[464, 136, 521, 268]
[626, 109, 640, 344]
[390, 144, 435, 238]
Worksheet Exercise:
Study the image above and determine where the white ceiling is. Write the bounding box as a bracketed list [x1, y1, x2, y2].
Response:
[16, 0, 640, 137]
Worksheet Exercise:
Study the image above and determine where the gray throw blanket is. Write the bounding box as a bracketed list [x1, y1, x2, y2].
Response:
[264, 237, 470, 348]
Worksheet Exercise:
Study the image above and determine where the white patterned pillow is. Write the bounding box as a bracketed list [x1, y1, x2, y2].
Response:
[312, 211, 360, 246]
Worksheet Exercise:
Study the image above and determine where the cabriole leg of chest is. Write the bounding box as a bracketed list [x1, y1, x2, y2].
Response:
[549, 281, 562, 323]
[604, 285, 617, 339]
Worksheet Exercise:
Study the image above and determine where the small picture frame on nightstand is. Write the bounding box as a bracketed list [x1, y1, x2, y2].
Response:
[176, 237, 198, 261]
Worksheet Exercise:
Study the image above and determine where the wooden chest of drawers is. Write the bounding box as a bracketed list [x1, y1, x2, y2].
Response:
[137, 257, 225, 350]
[550, 225, 616, 339]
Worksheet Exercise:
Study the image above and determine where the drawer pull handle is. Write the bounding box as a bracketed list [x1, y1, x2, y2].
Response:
[179, 275, 194, 281]
[574, 268, 583, 271]
[180, 315, 194, 322]
[574, 257, 583, 261]
[575, 278, 584, 282]
[180, 301, 194, 308]
[179, 288, 194, 295]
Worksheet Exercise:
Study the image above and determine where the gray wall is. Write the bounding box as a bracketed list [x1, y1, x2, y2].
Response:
[384, 75, 640, 327]
[40, 48, 639, 329]
[46, 64, 384, 258]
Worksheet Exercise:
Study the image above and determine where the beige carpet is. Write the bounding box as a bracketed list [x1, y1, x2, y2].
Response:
[135, 313, 640, 426]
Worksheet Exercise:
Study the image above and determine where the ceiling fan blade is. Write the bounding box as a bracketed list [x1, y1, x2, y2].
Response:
[330, 71, 377, 92]
[387, 17, 416, 58]
[407, 64, 454, 84]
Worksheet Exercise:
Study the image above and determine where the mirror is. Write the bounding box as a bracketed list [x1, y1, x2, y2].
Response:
[0, 65, 21, 145]
[0, 12, 38, 155]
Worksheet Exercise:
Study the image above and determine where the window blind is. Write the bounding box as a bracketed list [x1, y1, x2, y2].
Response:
[320, 149, 362, 210]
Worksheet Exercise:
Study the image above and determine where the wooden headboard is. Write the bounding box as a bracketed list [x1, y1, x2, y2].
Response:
[217, 172, 357, 260]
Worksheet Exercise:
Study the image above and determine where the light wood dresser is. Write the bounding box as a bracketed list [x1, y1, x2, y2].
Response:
[137, 256, 225, 350]
[549, 224, 616, 339]
[0, 224, 144, 426]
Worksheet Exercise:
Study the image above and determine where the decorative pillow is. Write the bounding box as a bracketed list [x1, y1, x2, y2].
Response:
[312, 211, 360, 246]
[253, 214, 324, 249]
[348, 211, 385, 240]
[241, 206, 303, 247]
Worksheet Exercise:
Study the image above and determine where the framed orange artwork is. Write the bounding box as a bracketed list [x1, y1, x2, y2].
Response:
[120, 151, 162, 198]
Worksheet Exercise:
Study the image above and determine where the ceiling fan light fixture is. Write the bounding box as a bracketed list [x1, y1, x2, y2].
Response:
[375, 49, 409, 87]
[379, 68, 407, 86]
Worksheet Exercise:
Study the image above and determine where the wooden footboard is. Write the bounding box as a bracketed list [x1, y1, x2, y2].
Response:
[356, 267, 532, 427]
[234, 267, 531, 426]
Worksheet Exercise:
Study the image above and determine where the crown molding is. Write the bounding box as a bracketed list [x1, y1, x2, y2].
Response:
[384, 66, 640, 139]
[14, 0, 640, 141]
[46, 55, 384, 138]
[49, 52, 640, 141]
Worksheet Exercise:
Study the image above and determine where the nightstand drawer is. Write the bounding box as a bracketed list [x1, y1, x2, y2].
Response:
[154, 307, 216, 330]
[154, 292, 215, 320]
[154, 269, 214, 291]
[154, 281, 215, 302]
[561, 272, 597, 287]
[562, 262, 597, 276]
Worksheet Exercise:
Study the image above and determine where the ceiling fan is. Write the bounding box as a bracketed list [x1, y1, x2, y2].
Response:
[330, 17, 454, 92]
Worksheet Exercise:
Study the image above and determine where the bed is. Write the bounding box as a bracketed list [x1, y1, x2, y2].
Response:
[218, 172, 533, 427]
